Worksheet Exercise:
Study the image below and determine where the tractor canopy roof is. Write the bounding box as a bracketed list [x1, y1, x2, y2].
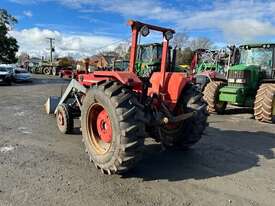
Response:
[240, 43, 275, 49]
[139, 43, 162, 47]
[138, 43, 172, 49]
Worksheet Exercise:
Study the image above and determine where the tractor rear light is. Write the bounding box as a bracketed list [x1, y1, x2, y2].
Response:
[140, 26, 150, 37]
[228, 78, 235, 83]
[164, 31, 173, 41]
[236, 78, 246, 83]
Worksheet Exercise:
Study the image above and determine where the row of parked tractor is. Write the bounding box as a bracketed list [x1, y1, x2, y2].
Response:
[45, 20, 275, 176]
[29, 62, 87, 80]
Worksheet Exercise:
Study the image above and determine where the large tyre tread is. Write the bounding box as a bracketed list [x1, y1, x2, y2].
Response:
[81, 80, 145, 175]
[160, 84, 208, 149]
[203, 81, 226, 114]
[254, 83, 275, 123]
[56, 104, 74, 134]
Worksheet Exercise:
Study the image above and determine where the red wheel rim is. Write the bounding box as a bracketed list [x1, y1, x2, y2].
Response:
[57, 111, 64, 126]
[96, 110, 112, 143]
[87, 103, 112, 154]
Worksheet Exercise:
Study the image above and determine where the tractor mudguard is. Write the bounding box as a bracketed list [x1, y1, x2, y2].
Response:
[148, 72, 189, 110]
[79, 71, 143, 91]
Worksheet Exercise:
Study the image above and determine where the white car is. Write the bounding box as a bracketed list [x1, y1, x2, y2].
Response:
[13, 69, 32, 82]
[0, 66, 13, 85]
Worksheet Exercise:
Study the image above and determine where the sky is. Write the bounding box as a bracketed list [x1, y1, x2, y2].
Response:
[2, 0, 275, 58]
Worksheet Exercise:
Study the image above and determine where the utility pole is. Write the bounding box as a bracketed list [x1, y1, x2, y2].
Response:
[46, 37, 55, 63]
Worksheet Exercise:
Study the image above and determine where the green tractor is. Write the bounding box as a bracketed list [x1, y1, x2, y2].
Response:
[135, 43, 187, 76]
[110, 43, 164, 75]
[136, 43, 165, 77]
[203, 43, 275, 123]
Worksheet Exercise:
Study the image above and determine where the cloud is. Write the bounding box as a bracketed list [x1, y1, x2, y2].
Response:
[58, 0, 275, 42]
[175, 1, 275, 42]
[23, 10, 33, 17]
[9, 0, 275, 45]
[9, 27, 122, 58]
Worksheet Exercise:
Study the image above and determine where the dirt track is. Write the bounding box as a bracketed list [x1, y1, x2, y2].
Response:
[0, 75, 275, 206]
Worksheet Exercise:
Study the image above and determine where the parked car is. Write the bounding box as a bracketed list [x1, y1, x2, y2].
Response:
[13, 69, 32, 82]
[0, 65, 13, 85]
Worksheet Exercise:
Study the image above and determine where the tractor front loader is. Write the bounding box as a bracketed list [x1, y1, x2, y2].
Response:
[190, 48, 234, 92]
[203, 43, 275, 123]
[45, 20, 208, 175]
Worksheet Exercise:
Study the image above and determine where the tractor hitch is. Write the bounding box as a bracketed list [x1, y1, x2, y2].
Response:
[160, 103, 195, 124]
[163, 111, 195, 123]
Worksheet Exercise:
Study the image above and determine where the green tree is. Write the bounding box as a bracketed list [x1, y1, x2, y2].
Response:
[0, 9, 19, 64]
[58, 57, 75, 68]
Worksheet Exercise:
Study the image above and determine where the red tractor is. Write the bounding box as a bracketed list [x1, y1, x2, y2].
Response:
[59, 68, 86, 80]
[46, 20, 208, 175]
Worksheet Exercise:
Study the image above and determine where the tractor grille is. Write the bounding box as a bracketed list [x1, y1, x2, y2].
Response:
[228, 70, 250, 86]
[228, 70, 250, 79]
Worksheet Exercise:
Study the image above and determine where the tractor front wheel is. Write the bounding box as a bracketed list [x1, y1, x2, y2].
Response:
[254, 83, 275, 123]
[158, 84, 208, 149]
[81, 81, 145, 174]
[56, 103, 74, 134]
[203, 81, 227, 114]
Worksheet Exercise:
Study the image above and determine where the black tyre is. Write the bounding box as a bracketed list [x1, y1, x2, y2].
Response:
[81, 80, 145, 175]
[158, 84, 208, 149]
[254, 83, 275, 123]
[34, 67, 40, 74]
[203, 81, 227, 114]
[6, 78, 12, 85]
[43, 67, 51, 75]
[56, 103, 74, 134]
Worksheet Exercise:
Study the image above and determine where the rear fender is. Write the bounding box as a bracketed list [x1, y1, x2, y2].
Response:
[79, 71, 142, 91]
[148, 72, 190, 110]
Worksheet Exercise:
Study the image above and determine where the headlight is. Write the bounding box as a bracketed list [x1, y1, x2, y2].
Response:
[164, 31, 173, 41]
[236, 79, 246, 83]
[228, 78, 235, 83]
[140, 26, 150, 37]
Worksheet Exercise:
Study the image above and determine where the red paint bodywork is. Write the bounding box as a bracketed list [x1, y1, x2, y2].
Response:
[148, 72, 189, 109]
[61, 69, 86, 79]
[61, 69, 73, 78]
[79, 20, 190, 111]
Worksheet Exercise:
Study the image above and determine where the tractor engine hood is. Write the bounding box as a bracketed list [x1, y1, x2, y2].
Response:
[228, 64, 260, 72]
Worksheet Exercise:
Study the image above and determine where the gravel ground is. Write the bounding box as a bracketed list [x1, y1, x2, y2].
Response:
[0, 74, 275, 206]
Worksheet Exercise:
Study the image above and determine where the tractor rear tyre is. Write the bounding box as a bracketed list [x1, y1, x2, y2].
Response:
[81, 81, 145, 175]
[254, 83, 275, 123]
[56, 103, 74, 134]
[203, 81, 227, 114]
[158, 84, 208, 149]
